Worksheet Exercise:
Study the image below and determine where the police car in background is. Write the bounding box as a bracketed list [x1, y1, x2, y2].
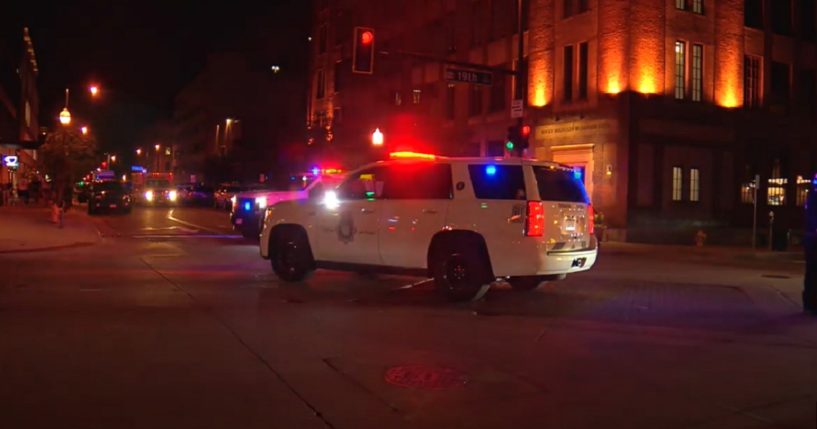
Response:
[231, 172, 345, 239]
[260, 152, 597, 301]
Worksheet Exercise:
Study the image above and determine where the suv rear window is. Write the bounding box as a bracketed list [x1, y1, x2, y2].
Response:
[468, 164, 526, 200]
[532, 166, 589, 203]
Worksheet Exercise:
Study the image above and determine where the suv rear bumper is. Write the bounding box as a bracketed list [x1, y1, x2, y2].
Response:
[490, 238, 598, 277]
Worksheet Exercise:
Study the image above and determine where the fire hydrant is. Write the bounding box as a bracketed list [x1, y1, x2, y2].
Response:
[695, 229, 707, 247]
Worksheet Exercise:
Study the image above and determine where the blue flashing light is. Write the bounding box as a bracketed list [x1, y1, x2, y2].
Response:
[573, 168, 583, 181]
[312, 167, 320, 176]
[485, 165, 497, 176]
[243, 201, 252, 211]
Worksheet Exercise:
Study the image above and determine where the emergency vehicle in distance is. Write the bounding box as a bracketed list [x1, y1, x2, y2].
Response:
[260, 152, 597, 301]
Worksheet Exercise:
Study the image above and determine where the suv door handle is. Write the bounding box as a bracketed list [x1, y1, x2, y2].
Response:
[422, 209, 438, 214]
[360, 208, 375, 214]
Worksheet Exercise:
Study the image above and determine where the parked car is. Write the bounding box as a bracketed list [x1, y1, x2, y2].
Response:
[182, 184, 215, 206]
[260, 152, 597, 301]
[87, 181, 132, 215]
[214, 184, 245, 211]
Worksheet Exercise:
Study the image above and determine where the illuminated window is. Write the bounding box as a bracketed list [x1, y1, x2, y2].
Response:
[564, 45, 574, 101]
[797, 176, 810, 207]
[744, 56, 762, 109]
[767, 178, 788, 206]
[394, 91, 402, 106]
[740, 181, 756, 204]
[689, 168, 700, 202]
[675, 0, 685, 9]
[674, 41, 686, 100]
[578, 42, 589, 100]
[672, 167, 683, 201]
[691, 44, 703, 102]
[316, 69, 325, 99]
[692, 0, 704, 14]
[412, 89, 422, 105]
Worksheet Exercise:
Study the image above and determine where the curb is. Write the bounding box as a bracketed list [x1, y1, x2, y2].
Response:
[0, 241, 97, 255]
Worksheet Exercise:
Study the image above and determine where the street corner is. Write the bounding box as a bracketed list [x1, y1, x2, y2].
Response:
[0, 205, 102, 254]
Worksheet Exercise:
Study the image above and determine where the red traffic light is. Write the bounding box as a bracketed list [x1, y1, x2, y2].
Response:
[521, 124, 531, 138]
[360, 30, 374, 45]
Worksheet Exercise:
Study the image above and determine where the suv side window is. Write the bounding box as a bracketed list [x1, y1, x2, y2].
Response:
[385, 163, 452, 199]
[337, 168, 386, 200]
[468, 164, 527, 200]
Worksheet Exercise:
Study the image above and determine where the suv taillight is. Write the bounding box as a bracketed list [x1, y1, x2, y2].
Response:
[588, 204, 595, 235]
[525, 201, 545, 237]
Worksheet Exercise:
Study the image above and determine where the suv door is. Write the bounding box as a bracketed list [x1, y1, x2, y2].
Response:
[379, 162, 452, 269]
[314, 167, 386, 264]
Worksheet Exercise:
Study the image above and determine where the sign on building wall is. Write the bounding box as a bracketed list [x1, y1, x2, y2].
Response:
[3, 155, 19, 170]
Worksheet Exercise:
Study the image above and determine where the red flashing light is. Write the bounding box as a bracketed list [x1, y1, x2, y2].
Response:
[587, 204, 595, 236]
[389, 151, 436, 160]
[521, 124, 531, 138]
[525, 201, 545, 237]
[360, 30, 374, 45]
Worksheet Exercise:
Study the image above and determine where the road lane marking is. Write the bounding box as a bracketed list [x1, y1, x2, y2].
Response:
[167, 209, 229, 235]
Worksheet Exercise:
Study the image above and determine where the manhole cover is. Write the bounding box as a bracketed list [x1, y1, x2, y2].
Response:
[385, 365, 468, 390]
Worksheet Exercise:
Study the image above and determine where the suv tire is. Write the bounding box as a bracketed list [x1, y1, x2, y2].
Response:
[270, 227, 314, 282]
[432, 241, 492, 302]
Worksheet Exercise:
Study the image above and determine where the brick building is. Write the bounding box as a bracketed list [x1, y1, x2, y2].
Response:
[309, 0, 817, 244]
[0, 27, 40, 188]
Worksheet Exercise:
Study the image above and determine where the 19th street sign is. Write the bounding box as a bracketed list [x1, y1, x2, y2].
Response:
[445, 68, 493, 86]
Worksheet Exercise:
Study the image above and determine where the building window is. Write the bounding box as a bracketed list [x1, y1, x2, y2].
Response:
[412, 89, 422, 104]
[672, 167, 683, 201]
[692, 0, 704, 14]
[578, 0, 589, 13]
[564, 0, 574, 18]
[316, 69, 325, 99]
[691, 44, 703, 101]
[797, 176, 810, 206]
[744, 56, 762, 109]
[674, 41, 686, 100]
[802, 0, 816, 41]
[689, 168, 700, 202]
[490, 70, 507, 112]
[745, 0, 764, 28]
[768, 178, 788, 206]
[394, 91, 403, 106]
[740, 181, 756, 204]
[446, 84, 456, 120]
[675, 0, 685, 9]
[24, 101, 31, 128]
[564, 45, 574, 101]
[770, 61, 791, 108]
[318, 25, 328, 54]
[771, 0, 792, 35]
[333, 61, 342, 93]
[578, 42, 589, 100]
[799, 69, 816, 115]
[469, 86, 483, 116]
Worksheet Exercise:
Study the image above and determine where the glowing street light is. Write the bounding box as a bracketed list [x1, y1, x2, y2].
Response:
[371, 128, 384, 146]
[110, 155, 117, 163]
[155, 144, 161, 151]
[136, 148, 142, 156]
[59, 108, 72, 125]
[89, 85, 99, 97]
[81, 126, 88, 135]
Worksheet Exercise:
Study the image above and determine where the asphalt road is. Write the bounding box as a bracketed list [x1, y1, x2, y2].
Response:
[1, 205, 815, 429]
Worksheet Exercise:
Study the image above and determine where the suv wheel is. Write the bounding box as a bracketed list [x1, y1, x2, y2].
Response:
[432, 243, 491, 301]
[270, 228, 314, 282]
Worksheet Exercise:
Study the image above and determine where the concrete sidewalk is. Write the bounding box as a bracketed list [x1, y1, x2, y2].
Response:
[0, 205, 101, 253]
[601, 241, 804, 270]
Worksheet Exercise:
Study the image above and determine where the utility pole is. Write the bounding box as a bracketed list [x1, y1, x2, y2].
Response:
[514, 0, 528, 157]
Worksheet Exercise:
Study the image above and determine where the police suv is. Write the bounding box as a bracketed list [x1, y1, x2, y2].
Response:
[260, 152, 597, 301]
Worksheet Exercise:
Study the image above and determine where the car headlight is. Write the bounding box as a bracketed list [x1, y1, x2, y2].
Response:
[145, 190, 154, 201]
[255, 196, 268, 209]
[322, 190, 340, 210]
[230, 195, 237, 205]
[168, 190, 178, 201]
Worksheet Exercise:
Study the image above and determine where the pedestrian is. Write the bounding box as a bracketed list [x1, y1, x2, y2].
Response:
[802, 176, 817, 315]
[17, 178, 29, 205]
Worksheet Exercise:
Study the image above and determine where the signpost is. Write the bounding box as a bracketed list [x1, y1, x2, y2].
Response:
[510, 99, 524, 118]
[445, 68, 493, 86]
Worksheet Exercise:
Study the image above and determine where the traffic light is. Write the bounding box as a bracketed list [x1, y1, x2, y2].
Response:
[352, 27, 375, 74]
[506, 123, 531, 153]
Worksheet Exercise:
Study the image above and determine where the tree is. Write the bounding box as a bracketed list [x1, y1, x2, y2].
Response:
[38, 127, 97, 203]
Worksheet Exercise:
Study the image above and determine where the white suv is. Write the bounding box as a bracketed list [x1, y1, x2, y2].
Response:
[260, 153, 597, 300]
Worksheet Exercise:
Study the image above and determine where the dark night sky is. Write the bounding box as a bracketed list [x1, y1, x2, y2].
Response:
[2, 0, 309, 154]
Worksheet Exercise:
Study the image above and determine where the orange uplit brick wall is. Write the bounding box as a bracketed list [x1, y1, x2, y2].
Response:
[715, 0, 744, 107]
[630, 0, 665, 94]
[527, 0, 554, 106]
[598, 0, 629, 94]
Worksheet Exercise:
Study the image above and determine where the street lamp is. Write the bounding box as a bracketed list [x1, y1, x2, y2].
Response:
[110, 155, 117, 163]
[371, 128, 384, 146]
[59, 108, 72, 126]
[136, 148, 142, 156]
[89, 85, 99, 97]
[81, 126, 88, 135]
[155, 144, 161, 152]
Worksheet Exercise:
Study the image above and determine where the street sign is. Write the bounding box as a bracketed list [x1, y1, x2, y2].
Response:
[510, 99, 524, 118]
[2, 155, 19, 170]
[445, 68, 493, 86]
